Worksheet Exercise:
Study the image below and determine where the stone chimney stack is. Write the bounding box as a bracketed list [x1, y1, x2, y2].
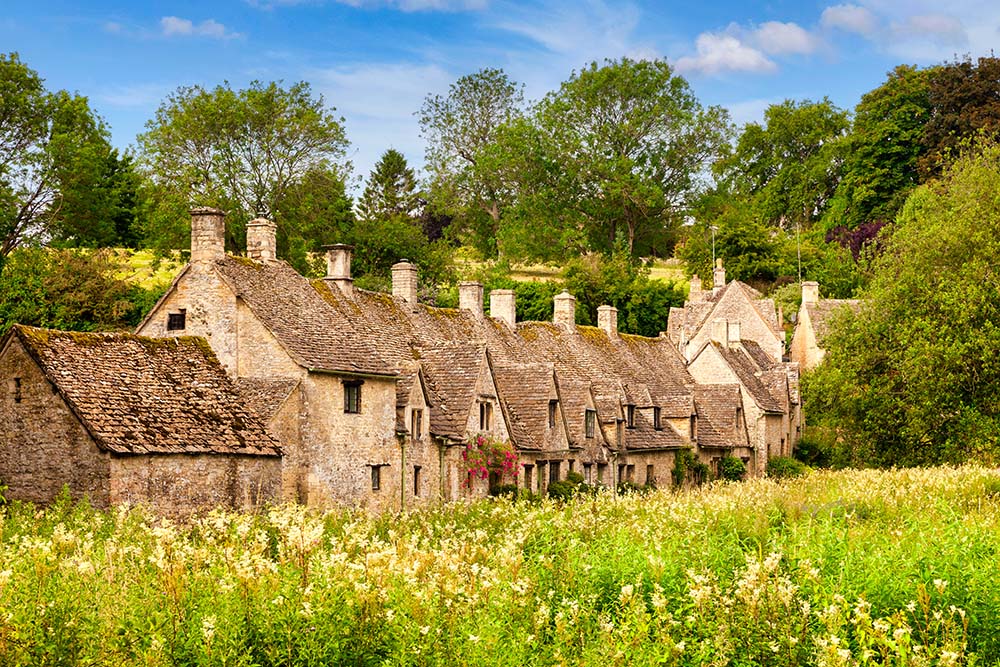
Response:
[459, 281, 484, 317]
[553, 291, 576, 330]
[190, 207, 226, 263]
[392, 261, 418, 304]
[710, 318, 729, 348]
[246, 217, 277, 262]
[324, 244, 354, 297]
[729, 320, 741, 345]
[598, 305, 618, 338]
[689, 275, 704, 303]
[490, 289, 516, 328]
[712, 259, 726, 293]
[802, 281, 820, 305]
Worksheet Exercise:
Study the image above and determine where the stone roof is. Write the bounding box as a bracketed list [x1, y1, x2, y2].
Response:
[740, 339, 776, 371]
[213, 257, 396, 377]
[805, 299, 861, 342]
[492, 363, 556, 451]
[715, 343, 784, 414]
[234, 377, 299, 421]
[666, 281, 782, 346]
[418, 342, 487, 441]
[11, 325, 280, 457]
[693, 384, 746, 449]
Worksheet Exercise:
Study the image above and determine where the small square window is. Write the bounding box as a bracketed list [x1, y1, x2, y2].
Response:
[585, 410, 596, 439]
[167, 310, 186, 331]
[344, 381, 362, 414]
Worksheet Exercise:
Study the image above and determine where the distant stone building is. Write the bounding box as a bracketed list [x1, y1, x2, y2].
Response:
[789, 281, 861, 370]
[0, 325, 281, 514]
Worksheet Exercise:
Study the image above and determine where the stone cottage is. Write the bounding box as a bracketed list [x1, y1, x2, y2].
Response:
[0, 325, 281, 514]
[789, 281, 862, 370]
[132, 208, 799, 509]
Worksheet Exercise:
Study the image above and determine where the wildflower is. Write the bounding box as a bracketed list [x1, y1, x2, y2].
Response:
[933, 579, 948, 594]
[201, 615, 216, 643]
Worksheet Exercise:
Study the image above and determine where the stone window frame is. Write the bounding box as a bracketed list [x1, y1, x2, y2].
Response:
[370, 464, 385, 491]
[410, 408, 423, 440]
[653, 406, 662, 430]
[548, 460, 561, 484]
[585, 409, 596, 439]
[413, 465, 421, 496]
[522, 464, 533, 491]
[646, 464, 655, 486]
[583, 462, 593, 484]
[478, 400, 492, 430]
[167, 309, 186, 331]
[626, 404, 636, 429]
[344, 380, 363, 414]
[548, 400, 558, 429]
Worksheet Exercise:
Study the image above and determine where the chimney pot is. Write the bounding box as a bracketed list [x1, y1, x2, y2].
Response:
[392, 261, 418, 304]
[459, 281, 484, 317]
[489, 289, 516, 328]
[712, 259, 726, 293]
[190, 207, 226, 263]
[597, 305, 618, 338]
[246, 218, 277, 262]
[324, 244, 354, 297]
[553, 290, 576, 330]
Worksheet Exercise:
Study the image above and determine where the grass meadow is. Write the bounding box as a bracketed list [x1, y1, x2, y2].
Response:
[0, 466, 997, 666]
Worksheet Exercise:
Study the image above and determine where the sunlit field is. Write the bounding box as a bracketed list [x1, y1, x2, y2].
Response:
[1, 466, 996, 666]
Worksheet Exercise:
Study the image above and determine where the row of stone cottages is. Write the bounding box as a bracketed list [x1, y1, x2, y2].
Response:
[0, 208, 804, 514]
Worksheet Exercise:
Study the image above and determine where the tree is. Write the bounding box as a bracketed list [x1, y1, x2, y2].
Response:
[805, 139, 1000, 466]
[717, 99, 849, 232]
[137, 80, 350, 252]
[0, 53, 114, 271]
[419, 68, 524, 256]
[524, 58, 730, 258]
[357, 149, 420, 223]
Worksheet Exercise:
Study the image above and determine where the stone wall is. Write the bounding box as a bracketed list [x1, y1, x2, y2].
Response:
[0, 338, 111, 505]
[109, 453, 281, 516]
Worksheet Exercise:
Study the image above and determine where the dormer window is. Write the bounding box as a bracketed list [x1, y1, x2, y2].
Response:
[344, 380, 362, 414]
[653, 407, 662, 430]
[548, 400, 558, 428]
[479, 401, 492, 430]
[585, 410, 596, 439]
[167, 310, 186, 331]
[626, 404, 635, 429]
[411, 408, 423, 440]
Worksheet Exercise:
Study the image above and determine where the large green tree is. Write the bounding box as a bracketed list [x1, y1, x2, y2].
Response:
[137, 80, 350, 254]
[357, 148, 420, 223]
[805, 139, 1000, 466]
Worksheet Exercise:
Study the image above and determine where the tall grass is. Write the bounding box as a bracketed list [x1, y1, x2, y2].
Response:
[0, 467, 996, 666]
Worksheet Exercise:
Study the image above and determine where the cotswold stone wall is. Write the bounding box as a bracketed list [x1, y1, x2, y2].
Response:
[109, 454, 281, 516]
[0, 338, 111, 505]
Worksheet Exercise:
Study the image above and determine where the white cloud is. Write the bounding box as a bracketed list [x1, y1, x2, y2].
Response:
[674, 32, 776, 76]
[821, 4, 878, 35]
[96, 83, 173, 108]
[892, 13, 966, 44]
[160, 16, 242, 39]
[752, 21, 819, 55]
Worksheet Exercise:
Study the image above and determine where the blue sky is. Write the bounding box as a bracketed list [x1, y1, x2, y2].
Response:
[3, 1, 997, 186]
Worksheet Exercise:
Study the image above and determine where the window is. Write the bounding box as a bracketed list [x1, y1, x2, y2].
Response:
[585, 410, 596, 439]
[370, 464, 382, 491]
[690, 415, 698, 440]
[618, 464, 627, 483]
[344, 381, 362, 413]
[736, 407, 744, 431]
[626, 404, 635, 429]
[10, 377, 22, 404]
[411, 409, 423, 440]
[549, 461, 561, 483]
[597, 463, 607, 484]
[523, 464, 533, 492]
[653, 407, 662, 430]
[568, 459, 575, 473]
[583, 463, 593, 484]
[413, 466, 421, 496]
[646, 464, 655, 486]
[548, 400, 558, 428]
[167, 310, 186, 331]
[479, 401, 492, 430]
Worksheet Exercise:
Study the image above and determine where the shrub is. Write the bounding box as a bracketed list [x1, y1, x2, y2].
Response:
[546, 479, 578, 501]
[718, 455, 747, 481]
[767, 455, 807, 479]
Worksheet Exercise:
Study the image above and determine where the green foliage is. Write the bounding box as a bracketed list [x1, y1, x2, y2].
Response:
[718, 455, 747, 482]
[805, 139, 1000, 466]
[671, 449, 710, 487]
[0, 248, 163, 335]
[766, 456, 807, 480]
[357, 148, 421, 223]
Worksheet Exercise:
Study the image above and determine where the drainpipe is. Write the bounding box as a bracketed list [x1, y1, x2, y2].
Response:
[399, 433, 407, 512]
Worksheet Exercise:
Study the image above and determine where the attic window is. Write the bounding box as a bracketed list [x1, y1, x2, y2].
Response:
[653, 407, 662, 430]
[10, 378, 22, 403]
[167, 310, 186, 331]
[626, 404, 636, 429]
[411, 408, 423, 440]
[585, 410, 596, 439]
[479, 401, 492, 430]
[548, 400, 558, 429]
[344, 380, 363, 414]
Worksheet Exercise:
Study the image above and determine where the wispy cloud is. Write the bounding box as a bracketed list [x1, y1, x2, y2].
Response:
[95, 83, 174, 108]
[752, 22, 819, 55]
[821, 4, 879, 36]
[674, 32, 776, 76]
[160, 16, 243, 39]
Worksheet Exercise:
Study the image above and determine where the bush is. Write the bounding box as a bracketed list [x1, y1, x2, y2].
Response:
[767, 456, 807, 479]
[718, 455, 747, 481]
[546, 479, 578, 501]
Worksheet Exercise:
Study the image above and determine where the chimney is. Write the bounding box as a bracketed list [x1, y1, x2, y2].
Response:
[246, 217, 277, 262]
[729, 320, 741, 345]
[553, 291, 576, 330]
[190, 207, 225, 263]
[710, 318, 729, 348]
[392, 260, 418, 304]
[323, 244, 354, 297]
[459, 281, 484, 317]
[801, 281, 820, 305]
[712, 259, 726, 293]
[598, 305, 618, 338]
[688, 274, 704, 303]
[490, 289, 516, 328]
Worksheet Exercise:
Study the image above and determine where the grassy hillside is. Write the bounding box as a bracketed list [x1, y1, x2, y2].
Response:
[0, 466, 994, 665]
